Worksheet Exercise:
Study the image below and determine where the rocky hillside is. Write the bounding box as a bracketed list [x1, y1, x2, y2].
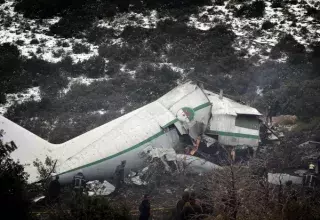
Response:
[0, 0, 319, 143]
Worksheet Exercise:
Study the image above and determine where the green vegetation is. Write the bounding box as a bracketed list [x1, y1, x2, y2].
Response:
[0, 131, 31, 220]
[235, 0, 266, 18]
[261, 20, 275, 30]
[49, 196, 131, 220]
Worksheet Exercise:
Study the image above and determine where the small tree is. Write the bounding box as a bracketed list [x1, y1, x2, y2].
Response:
[33, 156, 57, 193]
[0, 130, 31, 219]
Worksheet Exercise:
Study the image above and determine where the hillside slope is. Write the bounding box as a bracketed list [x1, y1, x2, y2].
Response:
[0, 0, 319, 143]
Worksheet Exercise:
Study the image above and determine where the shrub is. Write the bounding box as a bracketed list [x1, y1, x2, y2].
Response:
[261, 20, 275, 30]
[82, 56, 106, 78]
[36, 47, 42, 54]
[0, 92, 6, 104]
[215, 0, 226, 6]
[306, 6, 320, 21]
[235, 0, 266, 18]
[16, 39, 25, 46]
[30, 38, 39, 44]
[72, 43, 90, 54]
[56, 40, 63, 47]
[271, 0, 283, 8]
[62, 41, 70, 47]
[0, 43, 22, 93]
[0, 131, 31, 220]
[49, 196, 131, 220]
[87, 26, 114, 44]
[49, 13, 94, 38]
[271, 34, 305, 55]
[300, 27, 308, 35]
[52, 49, 65, 58]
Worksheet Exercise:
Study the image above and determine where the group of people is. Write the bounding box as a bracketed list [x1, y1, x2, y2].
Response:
[47, 172, 87, 204]
[138, 191, 203, 220]
[176, 191, 203, 220]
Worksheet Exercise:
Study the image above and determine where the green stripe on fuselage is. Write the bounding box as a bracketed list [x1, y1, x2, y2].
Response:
[206, 130, 260, 139]
[58, 102, 212, 176]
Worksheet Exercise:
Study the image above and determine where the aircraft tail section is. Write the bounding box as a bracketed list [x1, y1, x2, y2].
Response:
[0, 115, 54, 183]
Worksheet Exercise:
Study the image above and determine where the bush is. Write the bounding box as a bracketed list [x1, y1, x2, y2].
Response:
[30, 38, 39, 44]
[52, 49, 65, 58]
[36, 47, 42, 54]
[62, 41, 70, 47]
[72, 43, 90, 54]
[271, 0, 283, 8]
[16, 39, 25, 46]
[82, 56, 106, 78]
[87, 26, 114, 44]
[49, 196, 131, 220]
[49, 13, 94, 38]
[306, 6, 320, 21]
[215, 0, 225, 6]
[0, 92, 6, 104]
[235, 0, 266, 18]
[261, 20, 275, 30]
[0, 43, 22, 93]
[0, 131, 31, 220]
[271, 34, 305, 57]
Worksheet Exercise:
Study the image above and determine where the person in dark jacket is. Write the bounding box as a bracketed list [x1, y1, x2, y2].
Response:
[48, 176, 61, 204]
[73, 172, 86, 196]
[176, 192, 190, 220]
[139, 194, 151, 220]
[114, 160, 126, 192]
[181, 194, 203, 220]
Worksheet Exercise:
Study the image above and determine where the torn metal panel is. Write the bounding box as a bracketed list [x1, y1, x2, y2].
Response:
[202, 135, 216, 147]
[205, 90, 261, 116]
[86, 180, 115, 196]
[176, 154, 222, 174]
[206, 91, 261, 147]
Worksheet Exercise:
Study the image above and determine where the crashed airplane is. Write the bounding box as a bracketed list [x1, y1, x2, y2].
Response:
[0, 81, 261, 184]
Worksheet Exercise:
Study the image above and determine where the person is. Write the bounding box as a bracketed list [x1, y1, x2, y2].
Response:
[73, 172, 86, 196]
[176, 192, 190, 220]
[114, 160, 126, 192]
[309, 162, 315, 173]
[139, 194, 151, 220]
[48, 176, 61, 204]
[181, 194, 203, 220]
[317, 157, 320, 175]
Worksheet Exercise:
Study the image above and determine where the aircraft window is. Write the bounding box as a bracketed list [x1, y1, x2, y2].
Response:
[235, 115, 259, 130]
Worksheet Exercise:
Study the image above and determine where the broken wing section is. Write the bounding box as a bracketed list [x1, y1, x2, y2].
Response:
[0, 115, 54, 183]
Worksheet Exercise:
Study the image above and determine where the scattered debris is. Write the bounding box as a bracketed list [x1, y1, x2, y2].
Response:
[86, 180, 115, 196]
[33, 195, 45, 203]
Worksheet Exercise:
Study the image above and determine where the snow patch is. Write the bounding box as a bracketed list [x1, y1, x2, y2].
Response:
[0, 1, 98, 63]
[188, 0, 320, 64]
[91, 109, 107, 115]
[97, 10, 171, 34]
[0, 87, 41, 114]
[61, 76, 110, 95]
